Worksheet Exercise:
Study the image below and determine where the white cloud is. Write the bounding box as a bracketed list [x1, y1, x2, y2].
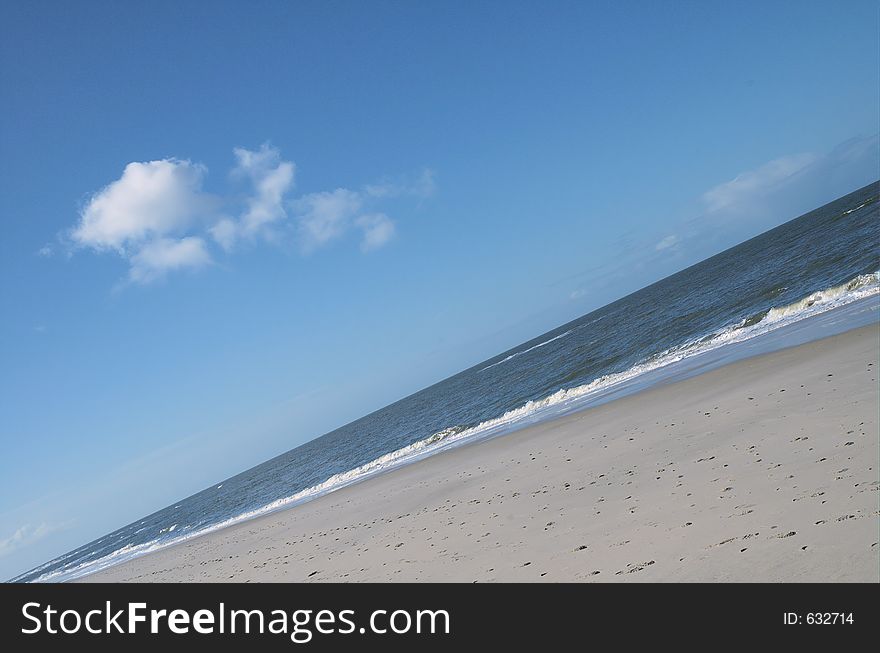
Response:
[293, 188, 364, 251]
[72, 159, 212, 252]
[37, 244, 54, 257]
[655, 234, 680, 251]
[0, 523, 60, 558]
[128, 236, 212, 284]
[227, 144, 296, 243]
[60, 145, 433, 285]
[69, 159, 215, 284]
[356, 213, 396, 251]
[702, 153, 817, 215]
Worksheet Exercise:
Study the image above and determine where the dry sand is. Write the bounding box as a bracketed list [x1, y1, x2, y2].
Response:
[83, 324, 879, 582]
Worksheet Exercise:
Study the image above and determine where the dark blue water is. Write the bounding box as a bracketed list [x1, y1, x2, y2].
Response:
[12, 182, 879, 582]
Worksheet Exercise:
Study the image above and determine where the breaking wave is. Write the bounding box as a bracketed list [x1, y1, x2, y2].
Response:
[762, 272, 879, 323]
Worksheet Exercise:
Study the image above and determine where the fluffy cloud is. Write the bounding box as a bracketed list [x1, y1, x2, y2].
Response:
[219, 145, 403, 254]
[212, 144, 296, 249]
[63, 145, 428, 285]
[356, 213, 396, 252]
[70, 159, 215, 284]
[236, 146, 295, 234]
[72, 159, 212, 252]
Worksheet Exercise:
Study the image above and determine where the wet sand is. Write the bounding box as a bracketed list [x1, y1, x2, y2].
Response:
[82, 324, 879, 582]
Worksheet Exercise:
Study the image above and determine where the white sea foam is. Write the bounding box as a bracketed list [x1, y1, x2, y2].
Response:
[26, 537, 172, 583]
[843, 200, 872, 216]
[762, 272, 878, 323]
[481, 330, 573, 371]
[25, 271, 879, 583]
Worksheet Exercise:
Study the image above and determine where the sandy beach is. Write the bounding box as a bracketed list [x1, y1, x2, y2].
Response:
[82, 324, 879, 583]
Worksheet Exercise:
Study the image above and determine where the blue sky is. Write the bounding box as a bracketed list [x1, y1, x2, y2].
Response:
[0, 0, 877, 578]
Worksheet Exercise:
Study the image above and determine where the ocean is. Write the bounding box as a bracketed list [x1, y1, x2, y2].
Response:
[11, 182, 879, 583]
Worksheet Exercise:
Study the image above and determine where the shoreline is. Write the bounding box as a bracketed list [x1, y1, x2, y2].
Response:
[80, 323, 879, 582]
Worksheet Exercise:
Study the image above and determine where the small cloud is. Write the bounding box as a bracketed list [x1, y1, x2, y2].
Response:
[655, 234, 680, 251]
[569, 288, 587, 300]
[222, 143, 296, 246]
[0, 522, 68, 558]
[128, 236, 212, 284]
[356, 213, 396, 252]
[33, 324, 48, 334]
[37, 245, 54, 258]
[293, 169, 429, 253]
[293, 188, 363, 252]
